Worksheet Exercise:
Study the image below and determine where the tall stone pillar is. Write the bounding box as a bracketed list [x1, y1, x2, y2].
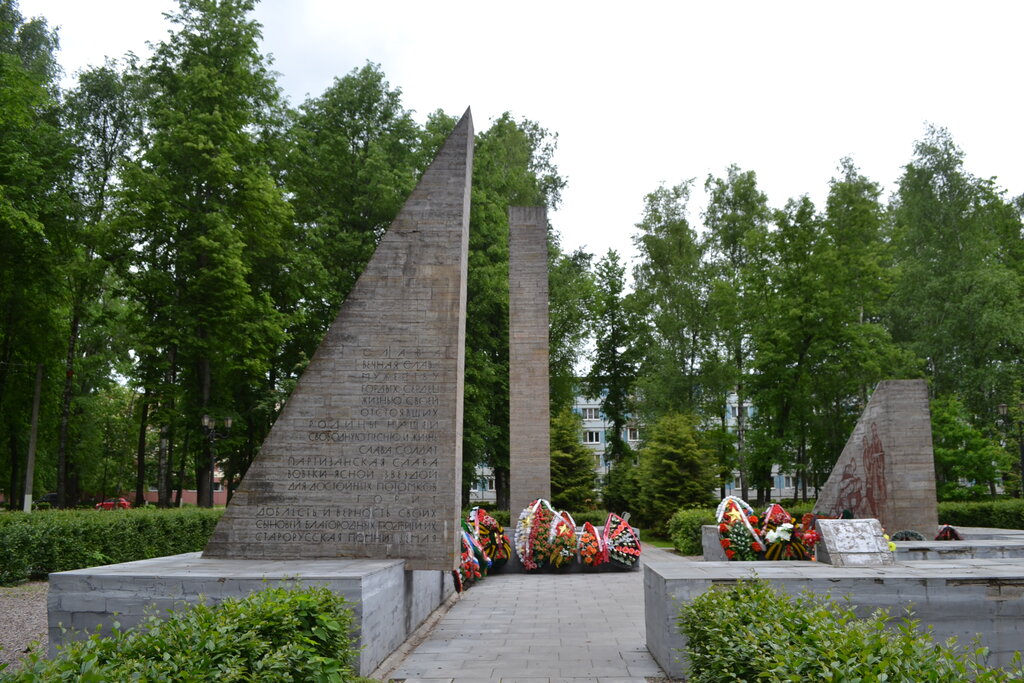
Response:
[203, 109, 473, 571]
[508, 206, 551, 516]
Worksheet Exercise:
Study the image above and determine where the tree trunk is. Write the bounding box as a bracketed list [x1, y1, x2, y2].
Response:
[8, 431, 20, 511]
[134, 393, 149, 506]
[57, 312, 81, 508]
[198, 357, 212, 507]
[494, 465, 510, 512]
[157, 425, 169, 507]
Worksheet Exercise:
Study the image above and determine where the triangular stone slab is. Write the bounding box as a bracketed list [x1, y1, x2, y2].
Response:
[813, 379, 938, 536]
[203, 109, 473, 570]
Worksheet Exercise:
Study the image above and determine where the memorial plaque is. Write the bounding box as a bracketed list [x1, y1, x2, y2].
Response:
[813, 379, 938, 536]
[815, 518, 895, 566]
[203, 109, 474, 570]
[508, 206, 552, 516]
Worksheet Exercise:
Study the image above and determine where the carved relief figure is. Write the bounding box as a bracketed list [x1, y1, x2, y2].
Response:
[862, 422, 886, 517]
[833, 459, 863, 515]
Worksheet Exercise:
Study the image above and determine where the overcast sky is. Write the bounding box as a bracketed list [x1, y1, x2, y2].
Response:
[19, 0, 1024, 266]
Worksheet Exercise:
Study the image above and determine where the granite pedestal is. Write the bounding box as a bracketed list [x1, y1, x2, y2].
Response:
[645, 555, 1024, 678]
[48, 553, 454, 676]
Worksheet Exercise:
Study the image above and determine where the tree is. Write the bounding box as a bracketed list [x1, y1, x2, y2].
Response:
[0, 0, 69, 508]
[118, 0, 292, 506]
[549, 407, 596, 511]
[702, 165, 772, 501]
[931, 395, 1008, 500]
[636, 412, 715, 533]
[548, 245, 593, 414]
[631, 181, 713, 417]
[585, 250, 636, 464]
[58, 59, 141, 506]
[888, 127, 1024, 421]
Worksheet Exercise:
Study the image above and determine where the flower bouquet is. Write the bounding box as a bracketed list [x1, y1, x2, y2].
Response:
[515, 498, 557, 571]
[716, 496, 764, 561]
[759, 503, 814, 561]
[453, 524, 484, 592]
[579, 521, 607, 567]
[602, 512, 641, 568]
[467, 506, 512, 569]
[548, 511, 577, 569]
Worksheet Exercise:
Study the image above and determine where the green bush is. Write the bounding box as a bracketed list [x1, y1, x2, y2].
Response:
[938, 499, 1024, 530]
[0, 507, 223, 585]
[667, 507, 715, 555]
[7, 585, 362, 682]
[678, 578, 1023, 682]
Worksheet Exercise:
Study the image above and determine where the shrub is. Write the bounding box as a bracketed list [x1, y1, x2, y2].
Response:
[0, 508, 223, 585]
[8, 585, 362, 682]
[666, 507, 714, 556]
[678, 578, 1024, 682]
[938, 499, 1024, 530]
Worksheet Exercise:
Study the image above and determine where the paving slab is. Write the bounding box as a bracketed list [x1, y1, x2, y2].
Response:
[383, 548, 678, 682]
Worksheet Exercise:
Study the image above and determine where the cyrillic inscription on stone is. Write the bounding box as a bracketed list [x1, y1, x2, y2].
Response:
[816, 518, 895, 567]
[202, 109, 473, 571]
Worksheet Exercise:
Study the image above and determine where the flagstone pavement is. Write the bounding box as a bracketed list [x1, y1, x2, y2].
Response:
[378, 546, 682, 683]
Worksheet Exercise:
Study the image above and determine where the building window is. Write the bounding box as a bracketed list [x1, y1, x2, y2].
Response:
[581, 407, 600, 420]
[627, 427, 639, 441]
[584, 430, 601, 444]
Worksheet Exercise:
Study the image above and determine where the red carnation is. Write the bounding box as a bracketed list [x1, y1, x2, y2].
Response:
[720, 539, 731, 548]
[725, 549, 736, 559]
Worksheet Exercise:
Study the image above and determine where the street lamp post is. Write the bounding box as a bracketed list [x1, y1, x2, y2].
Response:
[997, 403, 1024, 498]
[201, 414, 232, 508]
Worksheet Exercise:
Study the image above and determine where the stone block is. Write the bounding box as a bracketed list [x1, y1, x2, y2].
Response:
[203, 109, 474, 571]
[48, 553, 455, 676]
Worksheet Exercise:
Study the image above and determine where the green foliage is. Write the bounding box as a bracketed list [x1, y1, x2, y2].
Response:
[549, 408, 597, 511]
[601, 457, 638, 518]
[585, 250, 637, 464]
[10, 585, 360, 682]
[937, 499, 1024, 530]
[548, 247, 594, 414]
[667, 507, 715, 555]
[0, 507, 222, 585]
[931, 394, 1010, 500]
[888, 126, 1024, 421]
[636, 413, 715, 533]
[678, 578, 1024, 682]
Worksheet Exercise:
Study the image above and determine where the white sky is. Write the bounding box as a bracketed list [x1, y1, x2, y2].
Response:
[20, 0, 1024, 266]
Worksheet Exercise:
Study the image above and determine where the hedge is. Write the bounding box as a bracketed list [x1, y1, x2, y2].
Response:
[937, 499, 1024, 530]
[678, 578, 1024, 682]
[0, 507, 223, 585]
[5, 585, 368, 682]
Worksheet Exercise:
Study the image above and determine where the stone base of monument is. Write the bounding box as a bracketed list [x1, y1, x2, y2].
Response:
[47, 553, 454, 676]
[644, 555, 1024, 678]
[701, 524, 1024, 562]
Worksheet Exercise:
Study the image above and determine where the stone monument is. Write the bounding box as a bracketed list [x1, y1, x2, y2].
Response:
[508, 206, 552, 517]
[814, 518, 896, 566]
[813, 379, 938, 535]
[203, 108, 474, 571]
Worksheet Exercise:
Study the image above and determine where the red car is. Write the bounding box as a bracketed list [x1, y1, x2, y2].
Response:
[95, 497, 130, 510]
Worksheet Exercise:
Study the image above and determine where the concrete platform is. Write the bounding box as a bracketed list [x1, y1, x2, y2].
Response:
[644, 555, 1024, 679]
[47, 552, 454, 676]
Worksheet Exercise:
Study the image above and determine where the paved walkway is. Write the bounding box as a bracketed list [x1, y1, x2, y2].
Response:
[381, 547, 680, 683]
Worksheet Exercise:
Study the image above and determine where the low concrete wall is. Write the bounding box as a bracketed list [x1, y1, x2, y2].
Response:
[48, 553, 454, 676]
[645, 556, 1024, 679]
